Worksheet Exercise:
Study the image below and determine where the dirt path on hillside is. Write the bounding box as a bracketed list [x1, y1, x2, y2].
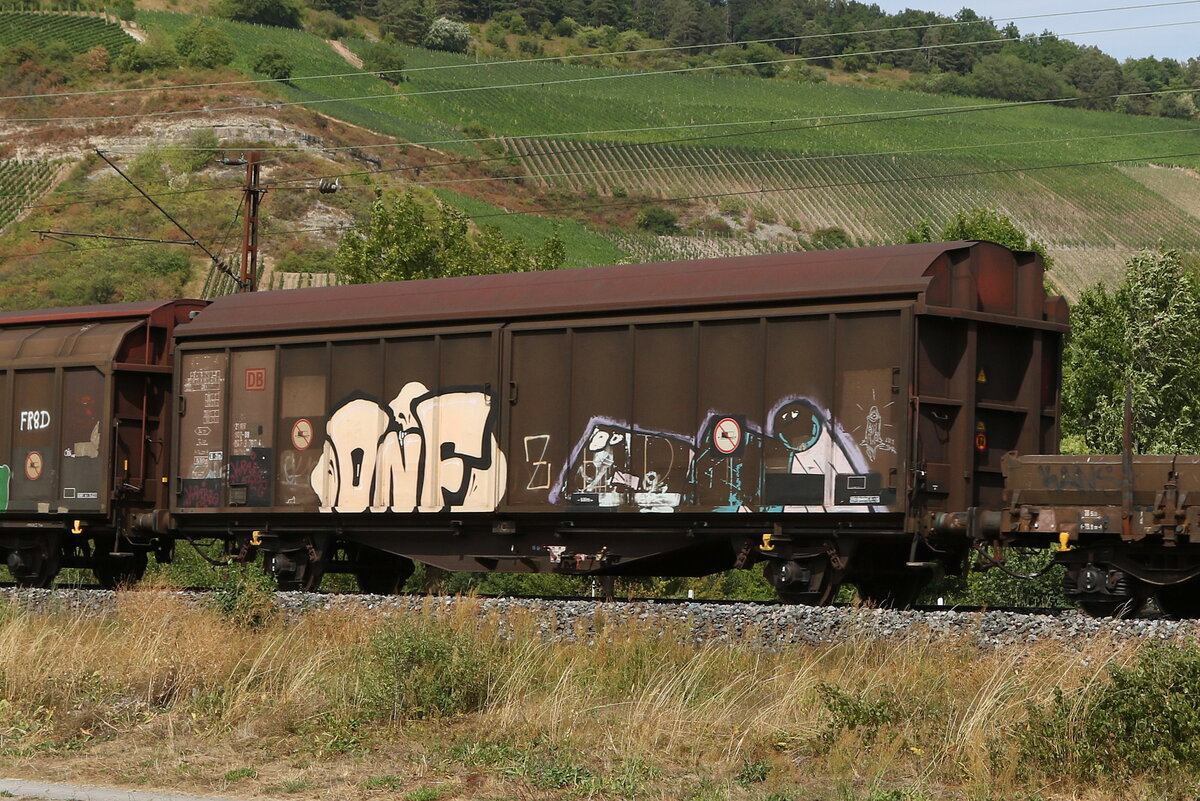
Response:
[327, 39, 363, 68]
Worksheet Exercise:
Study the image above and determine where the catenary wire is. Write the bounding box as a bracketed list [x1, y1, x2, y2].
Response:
[7, 146, 1198, 262]
[264, 148, 1200, 235]
[263, 127, 1200, 192]
[10, 86, 1200, 211]
[2, 0, 1195, 104]
[6, 19, 1200, 123]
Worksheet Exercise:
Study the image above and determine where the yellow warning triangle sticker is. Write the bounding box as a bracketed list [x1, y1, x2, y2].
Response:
[976, 368, 987, 383]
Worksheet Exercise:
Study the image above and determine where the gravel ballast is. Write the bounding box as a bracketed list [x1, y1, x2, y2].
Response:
[3, 587, 1198, 649]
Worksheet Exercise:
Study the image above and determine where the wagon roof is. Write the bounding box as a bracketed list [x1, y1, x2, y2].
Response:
[177, 240, 1039, 339]
[0, 299, 193, 327]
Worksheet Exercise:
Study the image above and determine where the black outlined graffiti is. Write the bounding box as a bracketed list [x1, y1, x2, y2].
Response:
[311, 381, 506, 513]
[554, 399, 877, 513]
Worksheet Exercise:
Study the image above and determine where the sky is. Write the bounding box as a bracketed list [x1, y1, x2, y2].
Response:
[868, 0, 1200, 62]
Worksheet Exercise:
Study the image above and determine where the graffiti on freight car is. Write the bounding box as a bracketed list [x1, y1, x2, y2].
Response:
[0, 465, 8, 511]
[553, 399, 880, 512]
[312, 382, 507, 513]
[523, 435, 552, 490]
[852, 391, 897, 463]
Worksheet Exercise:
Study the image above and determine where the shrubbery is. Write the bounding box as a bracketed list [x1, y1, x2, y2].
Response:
[1022, 643, 1200, 784]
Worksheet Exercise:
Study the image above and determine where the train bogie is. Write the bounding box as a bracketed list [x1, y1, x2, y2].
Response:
[0, 300, 203, 586]
[169, 241, 1065, 601]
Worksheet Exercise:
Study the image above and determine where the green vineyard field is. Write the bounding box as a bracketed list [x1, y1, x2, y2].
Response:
[0, 11, 132, 54]
[0, 160, 56, 231]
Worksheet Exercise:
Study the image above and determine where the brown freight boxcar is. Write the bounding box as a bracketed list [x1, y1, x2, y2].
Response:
[164, 240, 1067, 602]
[0, 300, 204, 586]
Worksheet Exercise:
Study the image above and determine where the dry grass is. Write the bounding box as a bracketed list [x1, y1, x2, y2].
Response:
[0, 588, 1189, 800]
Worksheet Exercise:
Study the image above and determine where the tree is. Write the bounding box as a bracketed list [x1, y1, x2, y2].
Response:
[251, 46, 293, 79]
[174, 20, 235, 69]
[359, 40, 406, 82]
[334, 190, 566, 283]
[903, 207, 1053, 270]
[1062, 47, 1123, 111]
[380, 0, 436, 43]
[422, 17, 470, 52]
[1062, 247, 1200, 454]
[212, 0, 303, 27]
[966, 53, 1072, 102]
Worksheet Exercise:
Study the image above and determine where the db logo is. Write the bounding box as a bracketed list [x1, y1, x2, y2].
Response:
[245, 368, 267, 391]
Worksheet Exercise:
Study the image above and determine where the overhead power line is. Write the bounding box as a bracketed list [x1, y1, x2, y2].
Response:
[7, 19, 1200, 124]
[267, 148, 1200, 236]
[264, 127, 1200, 193]
[2, 0, 1196, 104]
[9, 86, 1200, 212]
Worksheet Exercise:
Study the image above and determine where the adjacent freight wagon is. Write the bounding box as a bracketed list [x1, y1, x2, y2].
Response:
[0, 241, 1067, 603]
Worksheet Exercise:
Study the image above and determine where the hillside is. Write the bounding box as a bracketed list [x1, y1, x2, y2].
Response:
[2, 6, 1200, 306]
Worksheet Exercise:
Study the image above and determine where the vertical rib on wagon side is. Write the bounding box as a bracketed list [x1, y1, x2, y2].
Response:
[165, 241, 1066, 602]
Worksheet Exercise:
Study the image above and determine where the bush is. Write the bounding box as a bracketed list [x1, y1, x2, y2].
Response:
[174, 20, 235, 69]
[212, 0, 303, 28]
[208, 565, 278, 628]
[358, 40, 405, 83]
[717, 196, 744, 216]
[114, 34, 179, 72]
[635, 205, 679, 235]
[516, 36, 542, 56]
[484, 23, 506, 47]
[553, 16, 577, 37]
[164, 128, 220, 174]
[306, 9, 360, 39]
[1022, 643, 1200, 783]
[357, 618, 495, 720]
[422, 17, 469, 53]
[697, 215, 733, 236]
[500, 11, 526, 34]
[810, 225, 852, 250]
[251, 45, 292, 80]
[75, 44, 110, 73]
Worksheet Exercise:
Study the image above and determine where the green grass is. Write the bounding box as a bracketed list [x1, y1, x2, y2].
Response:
[138, 12, 465, 148]
[432, 187, 627, 267]
[104, 12, 1200, 293]
[0, 11, 133, 54]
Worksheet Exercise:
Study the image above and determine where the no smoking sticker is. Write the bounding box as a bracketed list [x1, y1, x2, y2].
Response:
[713, 416, 744, 456]
[291, 419, 314, 451]
[24, 451, 43, 480]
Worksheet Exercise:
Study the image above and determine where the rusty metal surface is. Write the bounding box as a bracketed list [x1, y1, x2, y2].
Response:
[1000, 453, 1200, 544]
[1004, 453, 1200, 507]
[0, 299, 190, 326]
[168, 241, 1064, 535]
[0, 300, 201, 518]
[179, 241, 1059, 341]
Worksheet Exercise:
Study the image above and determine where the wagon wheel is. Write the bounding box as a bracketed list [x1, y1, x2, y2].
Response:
[268, 549, 328, 592]
[1154, 579, 1200, 619]
[9, 534, 62, 588]
[767, 556, 841, 606]
[354, 549, 415, 595]
[92, 550, 148, 589]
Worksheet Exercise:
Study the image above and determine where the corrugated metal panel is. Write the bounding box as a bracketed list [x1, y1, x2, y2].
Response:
[177, 242, 979, 340]
[0, 320, 143, 366]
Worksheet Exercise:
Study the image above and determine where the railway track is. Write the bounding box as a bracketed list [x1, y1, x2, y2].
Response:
[0, 586, 1191, 650]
